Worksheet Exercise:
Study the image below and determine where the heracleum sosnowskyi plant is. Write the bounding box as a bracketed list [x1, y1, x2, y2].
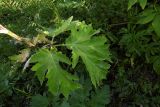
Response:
[0, 17, 111, 98]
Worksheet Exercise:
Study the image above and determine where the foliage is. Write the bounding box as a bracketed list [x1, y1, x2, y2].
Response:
[24, 17, 110, 98]
[65, 21, 111, 87]
[137, 6, 160, 37]
[128, 0, 147, 9]
[30, 49, 81, 97]
[30, 94, 49, 107]
[0, 0, 160, 107]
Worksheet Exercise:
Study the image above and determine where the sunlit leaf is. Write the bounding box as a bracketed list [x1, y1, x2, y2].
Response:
[66, 21, 111, 87]
[30, 49, 81, 97]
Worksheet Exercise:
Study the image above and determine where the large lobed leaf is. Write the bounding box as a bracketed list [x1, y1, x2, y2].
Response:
[66, 21, 111, 87]
[30, 49, 81, 97]
[30, 17, 111, 97]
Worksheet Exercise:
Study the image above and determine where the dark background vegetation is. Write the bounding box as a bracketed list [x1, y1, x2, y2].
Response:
[0, 0, 160, 107]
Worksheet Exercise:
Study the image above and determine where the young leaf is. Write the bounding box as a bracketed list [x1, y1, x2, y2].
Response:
[30, 49, 81, 97]
[66, 22, 111, 87]
[43, 17, 73, 37]
[138, 0, 147, 9]
[152, 15, 160, 37]
[128, 0, 137, 10]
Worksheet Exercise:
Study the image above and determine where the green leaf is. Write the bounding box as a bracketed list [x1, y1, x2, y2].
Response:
[137, 9, 156, 24]
[30, 49, 81, 97]
[69, 78, 92, 107]
[60, 101, 70, 107]
[138, 0, 147, 9]
[88, 85, 110, 107]
[30, 94, 49, 107]
[128, 0, 137, 10]
[66, 21, 111, 87]
[43, 16, 73, 37]
[152, 15, 160, 37]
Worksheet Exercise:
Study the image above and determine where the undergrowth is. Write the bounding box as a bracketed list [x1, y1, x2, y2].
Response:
[0, 0, 160, 107]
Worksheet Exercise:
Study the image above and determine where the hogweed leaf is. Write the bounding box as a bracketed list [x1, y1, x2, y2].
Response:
[30, 49, 81, 97]
[66, 21, 111, 87]
[43, 16, 73, 37]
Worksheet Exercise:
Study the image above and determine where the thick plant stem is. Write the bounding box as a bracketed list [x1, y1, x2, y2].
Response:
[0, 24, 35, 47]
[7, 31, 23, 41]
